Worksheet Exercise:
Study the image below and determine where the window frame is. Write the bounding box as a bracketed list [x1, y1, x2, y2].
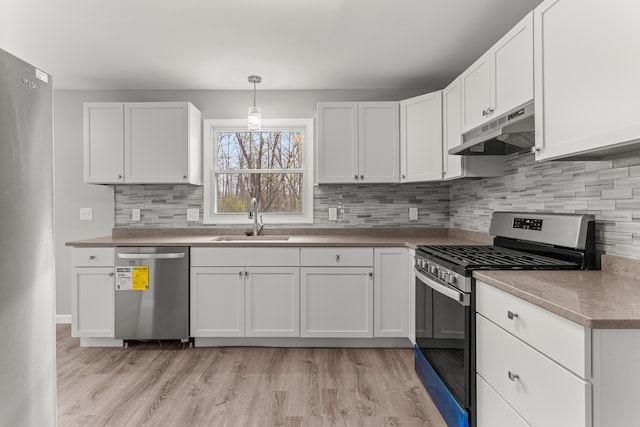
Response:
[202, 118, 314, 225]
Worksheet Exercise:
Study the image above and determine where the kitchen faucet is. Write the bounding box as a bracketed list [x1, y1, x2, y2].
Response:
[248, 197, 263, 236]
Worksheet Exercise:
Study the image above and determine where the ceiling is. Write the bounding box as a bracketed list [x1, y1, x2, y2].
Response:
[0, 0, 543, 91]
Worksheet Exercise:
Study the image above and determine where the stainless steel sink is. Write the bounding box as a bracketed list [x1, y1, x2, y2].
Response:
[210, 235, 290, 242]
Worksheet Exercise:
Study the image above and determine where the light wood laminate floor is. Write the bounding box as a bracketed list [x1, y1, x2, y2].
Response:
[57, 325, 446, 426]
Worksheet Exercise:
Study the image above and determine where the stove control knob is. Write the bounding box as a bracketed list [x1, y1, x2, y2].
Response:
[448, 275, 457, 285]
[428, 265, 437, 275]
[442, 272, 450, 283]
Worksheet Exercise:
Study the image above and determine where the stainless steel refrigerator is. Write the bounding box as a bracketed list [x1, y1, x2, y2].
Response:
[0, 48, 57, 426]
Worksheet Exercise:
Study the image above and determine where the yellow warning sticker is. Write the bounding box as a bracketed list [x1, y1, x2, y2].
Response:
[115, 266, 149, 291]
[132, 266, 149, 290]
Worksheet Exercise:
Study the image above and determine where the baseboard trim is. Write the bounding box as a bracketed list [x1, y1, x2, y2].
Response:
[56, 314, 72, 324]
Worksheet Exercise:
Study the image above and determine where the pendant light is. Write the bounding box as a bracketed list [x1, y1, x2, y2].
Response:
[247, 75, 262, 132]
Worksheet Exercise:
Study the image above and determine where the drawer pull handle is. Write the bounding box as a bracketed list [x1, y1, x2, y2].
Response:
[508, 371, 519, 382]
[507, 311, 518, 320]
[89, 256, 96, 260]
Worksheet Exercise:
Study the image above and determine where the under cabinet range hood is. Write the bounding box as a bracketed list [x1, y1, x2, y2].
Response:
[450, 101, 535, 155]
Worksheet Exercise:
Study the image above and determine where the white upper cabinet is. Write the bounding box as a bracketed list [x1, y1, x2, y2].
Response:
[534, 0, 640, 160]
[124, 102, 201, 184]
[399, 92, 443, 182]
[317, 102, 399, 184]
[461, 11, 534, 133]
[443, 78, 504, 180]
[83, 103, 125, 183]
[83, 102, 202, 184]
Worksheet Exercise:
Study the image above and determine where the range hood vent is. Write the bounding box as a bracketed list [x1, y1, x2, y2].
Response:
[449, 102, 535, 155]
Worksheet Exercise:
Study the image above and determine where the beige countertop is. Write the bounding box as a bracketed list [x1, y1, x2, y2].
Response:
[65, 227, 492, 249]
[474, 255, 640, 329]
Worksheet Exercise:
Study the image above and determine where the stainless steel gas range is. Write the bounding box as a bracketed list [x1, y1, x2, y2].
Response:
[413, 211, 597, 427]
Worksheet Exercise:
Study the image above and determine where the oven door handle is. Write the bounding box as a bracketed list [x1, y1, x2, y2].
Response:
[414, 268, 470, 306]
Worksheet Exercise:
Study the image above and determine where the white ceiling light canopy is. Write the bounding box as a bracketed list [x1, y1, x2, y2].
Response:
[248, 75, 262, 132]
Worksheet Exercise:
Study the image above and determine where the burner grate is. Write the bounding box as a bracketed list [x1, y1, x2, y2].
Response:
[418, 245, 579, 270]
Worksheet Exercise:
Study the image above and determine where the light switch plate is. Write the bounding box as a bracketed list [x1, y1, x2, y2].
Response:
[328, 207, 337, 221]
[79, 207, 92, 221]
[131, 208, 141, 222]
[409, 207, 418, 221]
[187, 208, 200, 222]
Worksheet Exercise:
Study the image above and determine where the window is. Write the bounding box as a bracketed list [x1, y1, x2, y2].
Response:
[203, 119, 314, 224]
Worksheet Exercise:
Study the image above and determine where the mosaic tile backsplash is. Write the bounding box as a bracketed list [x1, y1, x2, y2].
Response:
[114, 183, 450, 229]
[449, 150, 640, 259]
[115, 150, 640, 259]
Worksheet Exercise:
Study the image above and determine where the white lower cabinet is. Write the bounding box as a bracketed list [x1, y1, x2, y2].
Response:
[190, 248, 300, 338]
[70, 248, 115, 338]
[190, 267, 245, 337]
[374, 248, 408, 337]
[476, 314, 590, 427]
[300, 267, 373, 337]
[476, 375, 530, 427]
[245, 267, 300, 337]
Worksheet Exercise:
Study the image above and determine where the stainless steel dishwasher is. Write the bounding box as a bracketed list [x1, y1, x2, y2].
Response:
[115, 247, 189, 342]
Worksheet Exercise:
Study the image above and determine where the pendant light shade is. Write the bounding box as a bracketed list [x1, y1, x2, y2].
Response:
[248, 75, 262, 132]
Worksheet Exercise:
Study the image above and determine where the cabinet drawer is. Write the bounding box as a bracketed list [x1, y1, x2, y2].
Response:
[476, 280, 589, 377]
[476, 315, 591, 427]
[71, 248, 115, 267]
[191, 247, 299, 267]
[477, 374, 530, 427]
[300, 247, 373, 267]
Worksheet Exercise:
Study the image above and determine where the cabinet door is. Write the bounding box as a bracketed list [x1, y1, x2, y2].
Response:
[491, 11, 533, 118]
[359, 102, 399, 183]
[374, 248, 408, 337]
[245, 267, 300, 337]
[124, 102, 190, 183]
[83, 103, 124, 183]
[443, 78, 464, 179]
[71, 267, 115, 337]
[317, 102, 359, 183]
[300, 267, 373, 337]
[461, 52, 492, 132]
[190, 267, 244, 337]
[534, 0, 640, 160]
[400, 93, 442, 182]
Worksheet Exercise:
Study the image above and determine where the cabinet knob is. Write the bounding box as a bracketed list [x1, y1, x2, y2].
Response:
[335, 255, 340, 262]
[108, 272, 114, 277]
[487, 107, 494, 114]
[507, 310, 518, 320]
[245, 271, 249, 276]
[360, 175, 364, 180]
[354, 175, 358, 180]
[508, 371, 520, 382]
[401, 174, 406, 179]
[368, 271, 373, 278]
[89, 255, 96, 260]
[482, 109, 489, 117]
[183, 175, 187, 179]
[117, 174, 123, 179]
[239, 271, 243, 277]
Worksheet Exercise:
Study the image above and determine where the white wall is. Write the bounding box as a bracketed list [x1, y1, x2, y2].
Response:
[54, 88, 427, 316]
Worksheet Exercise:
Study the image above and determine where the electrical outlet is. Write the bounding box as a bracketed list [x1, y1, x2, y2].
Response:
[409, 207, 418, 221]
[79, 207, 92, 221]
[187, 208, 200, 222]
[328, 207, 337, 221]
[132, 208, 141, 222]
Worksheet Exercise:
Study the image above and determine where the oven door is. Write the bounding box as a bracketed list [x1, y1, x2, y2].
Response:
[414, 267, 472, 427]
